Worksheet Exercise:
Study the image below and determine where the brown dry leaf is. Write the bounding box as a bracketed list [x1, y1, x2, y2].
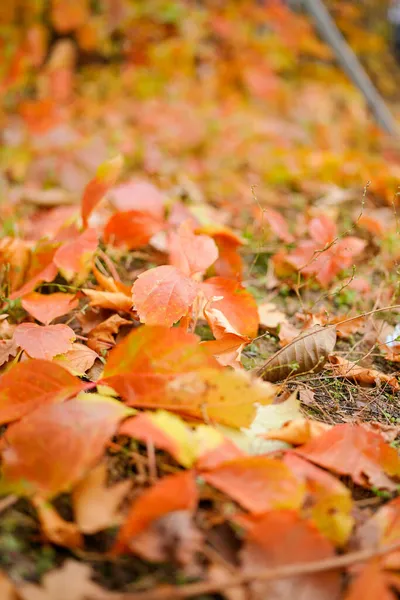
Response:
[87, 315, 133, 354]
[261, 418, 332, 445]
[18, 560, 111, 600]
[0, 338, 19, 368]
[256, 325, 337, 382]
[32, 496, 83, 549]
[72, 463, 131, 534]
[258, 302, 287, 332]
[278, 321, 302, 346]
[331, 316, 365, 339]
[328, 356, 400, 391]
[129, 510, 203, 570]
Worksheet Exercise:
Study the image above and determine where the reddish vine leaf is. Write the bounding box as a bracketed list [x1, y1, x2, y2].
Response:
[296, 423, 400, 490]
[132, 265, 199, 326]
[81, 154, 124, 227]
[202, 456, 305, 513]
[113, 471, 198, 554]
[264, 207, 295, 243]
[104, 210, 164, 249]
[198, 225, 244, 279]
[202, 276, 259, 338]
[1, 395, 132, 497]
[0, 359, 85, 425]
[109, 180, 165, 218]
[54, 227, 98, 283]
[168, 221, 219, 277]
[14, 323, 76, 359]
[0, 237, 31, 293]
[240, 511, 340, 600]
[21, 292, 78, 324]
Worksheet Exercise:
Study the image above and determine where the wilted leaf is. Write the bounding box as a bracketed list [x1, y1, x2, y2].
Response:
[32, 495, 83, 549]
[168, 221, 218, 277]
[0, 359, 85, 425]
[0, 394, 132, 497]
[328, 355, 400, 391]
[18, 560, 110, 600]
[21, 292, 78, 325]
[132, 265, 198, 326]
[82, 289, 133, 312]
[203, 456, 305, 513]
[14, 323, 75, 360]
[53, 343, 99, 376]
[54, 228, 98, 283]
[86, 314, 133, 355]
[72, 463, 131, 534]
[240, 511, 340, 600]
[256, 325, 337, 382]
[81, 154, 124, 227]
[113, 471, 198, 554]
[296, 423, 400, 491]
[104, 210, 164, 249]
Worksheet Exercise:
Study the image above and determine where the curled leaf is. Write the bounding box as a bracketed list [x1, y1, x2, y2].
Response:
[256, 325, 337, 382]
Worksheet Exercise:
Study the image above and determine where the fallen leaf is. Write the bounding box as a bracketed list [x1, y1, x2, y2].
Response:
[328, 355, 400, 391]
[81, 154, 124, 227]
[18, 560, 110, 600]
[0, 571, 18, 600]
[109, 179, 165, 218]
[132, 265, 199, 326]
[240, 511, 340, 600]
[1, 394, 132, 497]
[264, 208, 295, 243]
[201, 331, 250, 368]
[53, 343, 99, 376]
[104, 210, 164, 249]
[256, 325, 337, 382]
[9, 243, 59, 300]
[0, 359, 85, 425]
[14, 323, 75, 360]
[168, 221, 218, 277]
[258, 302, 288, 331]
[21, 292, 78, 325]
[32, 495, 83, 549]
[113, 471, 198, 554]
[262, 418, 332, 445]
[202, 456, 305, 513]
[82, 289, 133, 312]
[86, 314, 133, 355]
[0, 237, 31, 293]
[0, 338, 19, 368]
[72, 463, 131, 534]
[356, 496, 400, 570]
[54, 228, 98, 283]
[199, 225, 244, 280]
[344, 561, 395, 600]
[296, 423, 400, 491]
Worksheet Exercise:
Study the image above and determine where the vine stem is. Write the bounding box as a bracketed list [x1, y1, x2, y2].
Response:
[105, 541, 400, 600]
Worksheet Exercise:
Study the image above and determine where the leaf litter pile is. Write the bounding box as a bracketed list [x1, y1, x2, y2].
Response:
[3, 1, 400, 599]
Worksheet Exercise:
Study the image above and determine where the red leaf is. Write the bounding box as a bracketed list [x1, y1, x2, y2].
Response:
[196, 225, 244, 280]
[21, 292, 78, 325]
[202, 456, 305, 513]
[54, 228, 98, 281]
[1, 395, 130, 497]
[168, 222, 218, 277]
[132, 265, 198, 326]
[202, 276, 259, 338]
[81, 155, 124, 227]
[264, 208, 295, 243]
[103, 210, 164, 249]
[0, 359, 85, 425]
[14, 323, 75, 359]
[296, 423, 400, 490]
[241, 511, 340, 600]
[113, 471, 197, 554]
[309, 215, 337, 245]
[109, 180, 165, 218]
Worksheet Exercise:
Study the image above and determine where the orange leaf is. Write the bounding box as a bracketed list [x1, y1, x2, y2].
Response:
[81, 155, 124, 227]
[86, 315, 133, 355]
[202, 276, 259, 338]
[168, 222, 218, 277]
[53, 343, 99, 376]
[82, 289, 133, 312]
[113, 471, 197, 554]
[241, 511, 340, 600]
[104, 210, 164, 249]
[21, 292, 78, 325]
[200, 333, 250, 368]
[32, 495, 83, 549]
[198, 225, 244, 280]
[296, 424, 400, 490]
[345, 561, 395, 600]
[132, 265, 199, 326]
[0, 237, 31, 293]
[328, 355, 400, 391]
[0, 359, 85, 425]
[262, 418, 332, 445]
[54, 228, 98, 282]
[110, 180, 165, 218]
[0, 338, 18, 368]
[202, 456, 305, 513]
[14, 323, 75, 360]
[1, 395, 131, 497]
[9, 242, 59, 300]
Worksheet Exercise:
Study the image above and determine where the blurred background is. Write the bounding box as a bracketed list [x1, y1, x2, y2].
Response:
[1, 0, 400, 230]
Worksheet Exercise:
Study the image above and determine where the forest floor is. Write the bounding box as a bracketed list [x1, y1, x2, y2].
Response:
[2, 1, 400, 599]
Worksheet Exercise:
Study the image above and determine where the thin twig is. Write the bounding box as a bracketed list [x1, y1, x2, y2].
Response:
[105, 541, 400, 600]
